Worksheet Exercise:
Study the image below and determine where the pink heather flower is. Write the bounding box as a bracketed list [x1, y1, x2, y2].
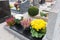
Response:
[20, 18, 32, 28]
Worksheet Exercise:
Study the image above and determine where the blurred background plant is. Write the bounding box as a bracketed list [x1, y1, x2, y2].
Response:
[28, 6, 39, 16]
[40, 11, 48, 17]
[14, 1, 21, 10]
[10, 4, 14, 8]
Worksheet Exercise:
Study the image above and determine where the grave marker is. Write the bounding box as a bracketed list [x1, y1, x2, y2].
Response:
[43, 0, 60, 40]
[33, 0, 39, 7]
[19, 0, 30, 14]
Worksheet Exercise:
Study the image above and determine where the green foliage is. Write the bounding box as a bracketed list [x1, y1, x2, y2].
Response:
[40, 12, 47, 17]
[14, 17, 23, 24]
[28, 6, 39, 16]
[31, 28, 46, 38]
[14, 19, 20, 24]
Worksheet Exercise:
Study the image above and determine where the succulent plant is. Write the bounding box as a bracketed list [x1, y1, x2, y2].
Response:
[28, 6, 39, 16]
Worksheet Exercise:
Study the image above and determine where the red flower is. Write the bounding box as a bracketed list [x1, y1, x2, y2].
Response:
[6, 17, 15, 26]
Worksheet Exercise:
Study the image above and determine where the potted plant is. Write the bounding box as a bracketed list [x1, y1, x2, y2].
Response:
[40, 11, 48, 17]
[14, 14, 23, 29]
[6, 14, 23, 30]
[28, 6, 39, 17]
[20, 18, 32, 35]
[30, 19, 47, 40]
[6, 16, 15, 27]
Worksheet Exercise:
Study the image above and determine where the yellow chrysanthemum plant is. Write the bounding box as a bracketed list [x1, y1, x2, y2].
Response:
[30, 19, 47, 38]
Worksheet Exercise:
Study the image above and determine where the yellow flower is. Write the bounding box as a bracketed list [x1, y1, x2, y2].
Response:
[31, 19, 47, 31]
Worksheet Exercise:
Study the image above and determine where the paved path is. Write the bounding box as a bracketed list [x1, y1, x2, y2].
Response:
[0, 22, 20, 40]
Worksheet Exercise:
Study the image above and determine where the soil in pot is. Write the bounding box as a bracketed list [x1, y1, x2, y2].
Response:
[14, 23, 23, 30]
[23, 27, 31, 36]
[31, 36, 44, 40]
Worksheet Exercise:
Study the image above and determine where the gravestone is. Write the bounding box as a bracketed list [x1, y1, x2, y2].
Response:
[46, 12, 58, 40]
[52, 11, 60, 40]
[42, 11, 58, 40]
[43, 0, 60, 40]
[19, 0, 30, 14]
[33, 0, 39, 7]
[51, 0, 60, 40]
[0, 1, 11, 23]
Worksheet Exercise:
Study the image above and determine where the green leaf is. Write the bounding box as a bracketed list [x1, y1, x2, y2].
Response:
[31, 28, 39, 38]
[31, 28, 46, 38]
[34, 31, 38, 38]
[38, 33, 44, 38]
[14, 19, 20, 24]
[32, 33, 35, 37]
[41, 28, 46, 33]
[40, 12, 46, 17]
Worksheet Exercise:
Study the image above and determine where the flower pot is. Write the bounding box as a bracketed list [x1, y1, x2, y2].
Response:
[31, 34, 44, 40]
[23, 27, 31, 36]
[32, 37, 42, 40]
[14, 23, 23, 30]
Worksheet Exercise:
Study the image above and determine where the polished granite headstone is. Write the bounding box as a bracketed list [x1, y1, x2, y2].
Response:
[0, 1, 11, 23]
